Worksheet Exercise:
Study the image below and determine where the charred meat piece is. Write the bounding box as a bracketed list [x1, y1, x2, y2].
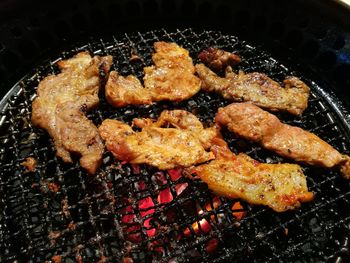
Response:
[216, 103, 350, 179]
[99, 110, 216, 170]
[32, 52, 113, 174]
[198, 47, 241, 71]
[196, 64, 310, 115]
[106, 42, 201, 107]
[188, 138, 313, 212]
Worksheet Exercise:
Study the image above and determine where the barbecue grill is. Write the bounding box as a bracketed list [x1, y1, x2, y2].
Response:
[0, 1, 350, 262]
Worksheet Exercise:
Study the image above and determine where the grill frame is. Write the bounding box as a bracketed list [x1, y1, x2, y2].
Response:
[0, 28, 350, 262]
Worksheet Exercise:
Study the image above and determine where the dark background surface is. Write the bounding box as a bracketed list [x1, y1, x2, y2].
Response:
[0, 0, 349, 107]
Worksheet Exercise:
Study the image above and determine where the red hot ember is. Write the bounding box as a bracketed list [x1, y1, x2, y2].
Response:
[168, 168, 182, 181]
[158, 188, 173, 204]
[183, 197, 245, 245]
[119, 165, 246, 256]
[122, 168, 190, 243]
[139, 197, 156, 238]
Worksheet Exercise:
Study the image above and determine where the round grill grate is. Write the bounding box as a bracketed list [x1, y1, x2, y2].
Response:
[0, 28, 349, 262]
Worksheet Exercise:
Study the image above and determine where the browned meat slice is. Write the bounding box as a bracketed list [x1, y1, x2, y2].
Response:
[31, 52, 113, 174]
[198, 47, 241, 71]
[106, 42, 201, 107]
[216, 103, 350, 179]
[196, 63, 310, 115]
[188, 138, 313, 212]
[99, 110, 216, 170]
[132, 109, 219, 149]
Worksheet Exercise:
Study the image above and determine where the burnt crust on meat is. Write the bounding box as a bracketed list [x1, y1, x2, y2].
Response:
[31, 52, 113, 174]
[198, 47, 241, 71]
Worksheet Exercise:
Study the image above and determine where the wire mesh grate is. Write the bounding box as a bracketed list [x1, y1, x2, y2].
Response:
[0, 28, 349, 262]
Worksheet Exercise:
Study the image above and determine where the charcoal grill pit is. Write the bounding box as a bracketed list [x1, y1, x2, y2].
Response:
[0, 28, 350, 262]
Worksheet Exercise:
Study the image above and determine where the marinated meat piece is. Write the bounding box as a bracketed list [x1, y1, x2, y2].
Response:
[189, 138, 313, 212]
[340, 158, 350, 179]
[196, 63, 310, 115]
[198, 47, 241, 71]
[31, 52, 113, 174]
[106, 42, 201, 107]
[132, 110, 219, 149]
[99, 112, 215, 170]
[216, 103, 350, 179]
[21, 157, 37, 172]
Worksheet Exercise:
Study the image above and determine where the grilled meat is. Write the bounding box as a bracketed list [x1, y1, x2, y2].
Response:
[106, 42, 201, 107]
[189, 138, 313, 212]
[132, 109, 219, 149]
[198, 47, 241, 71]
[31, 52, 112, 174]
[216, 103, 350, 179]
[21, 157, 37, 172]
[99, 110, 216, 170]
[196, 63, 310, 115]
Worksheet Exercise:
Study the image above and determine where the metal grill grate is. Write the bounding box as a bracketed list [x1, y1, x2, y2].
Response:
[0, 28, 349, 262]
